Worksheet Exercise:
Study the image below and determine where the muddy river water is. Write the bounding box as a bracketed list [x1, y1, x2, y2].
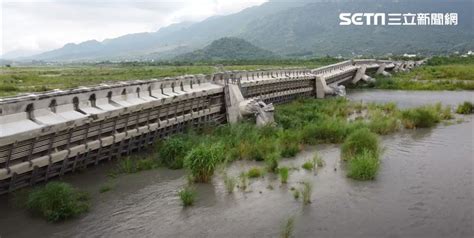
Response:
[0, 90, 473, 238]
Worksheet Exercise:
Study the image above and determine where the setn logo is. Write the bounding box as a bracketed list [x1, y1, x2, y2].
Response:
[339, 13, 386, 25]
[339, 12, 458, 26]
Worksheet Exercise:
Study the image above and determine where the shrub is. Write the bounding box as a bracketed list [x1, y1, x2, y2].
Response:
[178, 186, 196, 207]
[184, 143, 224, 183]
[401, 106, 441, 128]
[239, 172, 248, 191]
[248, 138, 279, 161]
[279, 130, 302, 157]
[301, 119, 349, 144]
[369, 114, 399, 135]
[341, 128, 379, 161]
[301, 161, 314, 171]
[117, 157, 137, 173]
[280, 217, 295, 238]
[265, 153, 279, 173]
[158, 136, 192, 169]
[456, 101, 474, 114]
[224, 174, 236, 194]
[116, 156, 159, 174]
[247, 167, 264, 178]
[135, 158, 158, 171]
[26, 182, 89, 222]
[279, 167, 289, 184]
[313, 154, 324, 168]
[440, 105, 454, 120]
[301, 181, 312, 205]
[347, 150, 380, 180]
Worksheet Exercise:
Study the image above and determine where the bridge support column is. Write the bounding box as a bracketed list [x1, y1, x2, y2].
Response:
[225, 83, 274, 126]
[376, 63, 392, 77]
[352, 66, 373, 84]
[225, 84, 245, 123]
[393, 63, 401, 72]
[315, 76, 337, 99]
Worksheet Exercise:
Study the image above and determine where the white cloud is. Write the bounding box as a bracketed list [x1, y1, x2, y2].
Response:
[1, 0, 267, 56]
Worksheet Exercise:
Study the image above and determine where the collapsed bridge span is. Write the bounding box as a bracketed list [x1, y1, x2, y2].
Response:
[0, 59, 422, 194]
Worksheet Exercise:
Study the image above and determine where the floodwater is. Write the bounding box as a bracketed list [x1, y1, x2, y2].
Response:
[0, 90, 473, 238]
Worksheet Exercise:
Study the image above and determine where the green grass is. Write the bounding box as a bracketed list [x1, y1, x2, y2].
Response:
[223, 174, 236, 194]
[184, 143, 225, 183]
[368, 112, 400, 135]
[400, 105, 442, 129]
[114, 155, 160, 175]
[157, 135, 194, 169]
[26, 182, 90, 222]
[456, 101, 474, 114]
[247, 167, 264, 178]
[279, 130, 302, 157]
[280, 216, 295, 238]
[301, 181, 312, 205]
[178, 186, 196, 207]
[347, 150, 380, 180]
[238, 172, 248, 191]
[341, 128, 379, 161]
[314, 154, 324, 168]
[301, 161, 314, 171]
[279, 167, 289, 184]
[265, 153, 279, 173]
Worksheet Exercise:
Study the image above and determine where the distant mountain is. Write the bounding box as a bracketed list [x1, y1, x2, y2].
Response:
[22, 0, 474, 62]
[175, 37, 276, 61]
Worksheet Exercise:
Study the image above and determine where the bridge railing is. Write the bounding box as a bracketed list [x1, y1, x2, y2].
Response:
[0, 74, 212, 143]
[311, 60, 353, 75]
[213, 69, 313, 86]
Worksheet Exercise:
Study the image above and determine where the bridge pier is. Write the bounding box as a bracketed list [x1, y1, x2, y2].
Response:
[352, 65, 373, 84]
[376, 63, 392, 77]
[315, 76, 335, 98]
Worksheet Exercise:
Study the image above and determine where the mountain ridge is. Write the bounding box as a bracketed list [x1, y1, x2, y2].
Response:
[12, 0, 474, 62]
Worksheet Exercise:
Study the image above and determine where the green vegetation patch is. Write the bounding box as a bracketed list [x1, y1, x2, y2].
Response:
[26, 182, 90, 222]
[347, 150, 380, 181]
[341, 128, 379, 161]
[301, 161, 314, 171]
[401, 105, 442, 129]
[280, 217, 295, 238]
[114, 155, 160, 175]
[456, 101, 474, 114]
[184, 143, 225, 183]
[279, 167, 289, 184]
[178, 186, 196, 207]
[223, 174, 237, 194]
[157, 135, 195, 169]
[247, 167, 264, 178]
[301, 181, 312, 205]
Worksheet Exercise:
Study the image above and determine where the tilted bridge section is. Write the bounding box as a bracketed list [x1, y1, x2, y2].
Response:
[0, 59, 421, 194]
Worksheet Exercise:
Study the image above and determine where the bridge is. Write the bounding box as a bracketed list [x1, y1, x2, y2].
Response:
[0, 59, 421, 194]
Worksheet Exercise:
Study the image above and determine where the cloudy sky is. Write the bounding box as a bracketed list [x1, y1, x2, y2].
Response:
[0, 0, 267, 57]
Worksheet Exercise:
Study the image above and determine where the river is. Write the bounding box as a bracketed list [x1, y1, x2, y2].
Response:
[0, 90, 473, 238]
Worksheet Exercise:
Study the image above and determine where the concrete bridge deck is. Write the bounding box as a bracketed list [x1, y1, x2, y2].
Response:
[0, 59, 421, 194]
